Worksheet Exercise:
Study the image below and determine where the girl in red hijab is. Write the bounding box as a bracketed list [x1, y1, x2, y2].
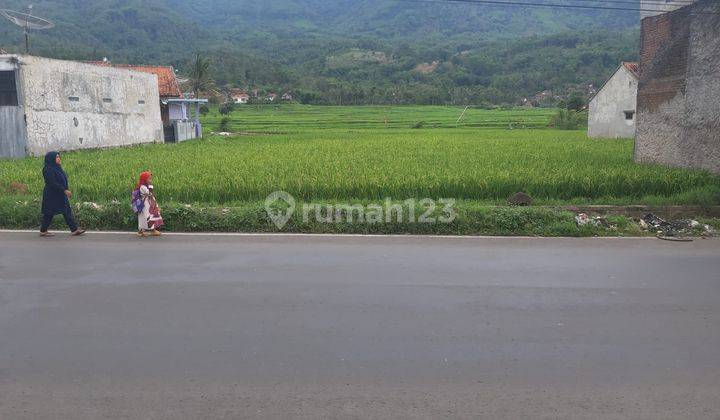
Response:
[135, 171, 164, 237]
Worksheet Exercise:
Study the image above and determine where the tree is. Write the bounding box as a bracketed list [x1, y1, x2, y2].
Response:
[189, 53, 215, 97]
[549, 109, 588, 130]
[219, 102, 235, 116]
[566, 94, 586, 111]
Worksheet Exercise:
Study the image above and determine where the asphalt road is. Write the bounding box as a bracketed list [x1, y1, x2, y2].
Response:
[1, 232, 719, 419]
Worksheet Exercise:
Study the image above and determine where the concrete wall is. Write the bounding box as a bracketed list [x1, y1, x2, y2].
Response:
[641, 0, 697, 20]
[634, 0, 720, 174]
[588, 66, 638, 139]
[173, 121, 199, 142]
[2, 55, 163, 156]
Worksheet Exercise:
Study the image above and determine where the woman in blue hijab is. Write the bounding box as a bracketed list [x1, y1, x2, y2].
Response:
[40, 151, 85, 237]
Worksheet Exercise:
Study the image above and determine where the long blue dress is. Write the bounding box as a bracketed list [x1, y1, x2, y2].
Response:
[41, 151, 71, 216]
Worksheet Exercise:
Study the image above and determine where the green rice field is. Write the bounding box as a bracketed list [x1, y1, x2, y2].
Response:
[1, 105, 718, 207]
[202, 104, 556, 131]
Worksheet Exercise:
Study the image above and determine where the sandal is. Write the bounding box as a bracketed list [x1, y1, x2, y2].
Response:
[137, 230, 148, 237]
[71, 229, 86, 236]
[39, 231, 55, 237]
[150, 229, 162, 236]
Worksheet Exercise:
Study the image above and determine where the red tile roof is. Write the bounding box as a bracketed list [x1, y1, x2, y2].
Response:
[622, 62, 639, 78]
[87, 61, 182, 98]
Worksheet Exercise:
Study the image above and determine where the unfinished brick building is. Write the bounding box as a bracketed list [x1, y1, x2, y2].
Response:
[634, 0, 720, 174]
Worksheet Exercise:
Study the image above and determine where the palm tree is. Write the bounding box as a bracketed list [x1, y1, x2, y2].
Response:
[189, 53, 215, 97]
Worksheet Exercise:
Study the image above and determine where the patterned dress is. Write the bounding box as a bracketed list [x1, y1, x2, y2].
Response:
[138, 184, 164, 230]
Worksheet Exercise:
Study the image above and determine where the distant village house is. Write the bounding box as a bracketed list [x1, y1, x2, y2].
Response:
[282, 92, 293, 101]
[587, 62, 638, 139]
[230, 89, 250, 104]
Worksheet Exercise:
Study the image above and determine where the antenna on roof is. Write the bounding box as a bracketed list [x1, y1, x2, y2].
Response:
[0, 5, 55, 54]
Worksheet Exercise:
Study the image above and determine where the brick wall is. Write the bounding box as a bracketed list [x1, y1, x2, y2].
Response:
[634, 0, 720, 174]
[637, 8, 690, 112]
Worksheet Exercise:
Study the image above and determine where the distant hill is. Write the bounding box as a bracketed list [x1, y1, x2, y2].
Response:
[0, 0, 640, 105]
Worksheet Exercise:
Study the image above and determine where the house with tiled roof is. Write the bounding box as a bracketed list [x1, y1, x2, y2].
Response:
[229, 89, 250, 104]
[588, 61, 639, 139]
[622, 62, 639, 77]
[118, 66, 182, 99]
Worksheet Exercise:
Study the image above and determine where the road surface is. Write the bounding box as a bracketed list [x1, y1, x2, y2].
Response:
[1, 232, 719, 419]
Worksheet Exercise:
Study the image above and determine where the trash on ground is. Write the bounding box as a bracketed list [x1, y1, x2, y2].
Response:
[575, 213, 590, 226]
[575, 213, 613, 228]
[642, 213, 669, 230]
[639, 213, 715, 237]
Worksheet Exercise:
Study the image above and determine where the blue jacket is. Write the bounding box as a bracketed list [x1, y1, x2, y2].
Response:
[41, 152, 71, 215]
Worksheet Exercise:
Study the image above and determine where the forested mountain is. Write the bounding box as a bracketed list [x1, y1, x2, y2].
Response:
[0, 0, 640, 105]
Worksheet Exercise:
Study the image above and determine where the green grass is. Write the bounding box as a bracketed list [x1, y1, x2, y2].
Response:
[2, 104, 718, 235]
[0, 197, 650, 237]
[1, 126, 718, 206]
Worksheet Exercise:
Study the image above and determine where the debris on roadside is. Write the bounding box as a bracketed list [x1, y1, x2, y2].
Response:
[641, 213, 669, 231]
[575, 213, 613, 229]
[638, 213, 715, 238]
[575, 213, 590, 225]
[696, 222, 715, 236]
[508, 192, 533, 206]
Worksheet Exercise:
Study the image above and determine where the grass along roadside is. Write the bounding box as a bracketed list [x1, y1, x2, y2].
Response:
[2, 197, 718, 237]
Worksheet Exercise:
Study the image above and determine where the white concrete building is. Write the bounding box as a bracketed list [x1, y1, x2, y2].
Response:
[0, 55, 163, 158]
[587, 62, 639, 139]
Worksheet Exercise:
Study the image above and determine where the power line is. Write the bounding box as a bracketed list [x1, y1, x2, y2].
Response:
[399, 0, 718, 14]
[560, 0, 697, 6]
[404, 0, 680, 12]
